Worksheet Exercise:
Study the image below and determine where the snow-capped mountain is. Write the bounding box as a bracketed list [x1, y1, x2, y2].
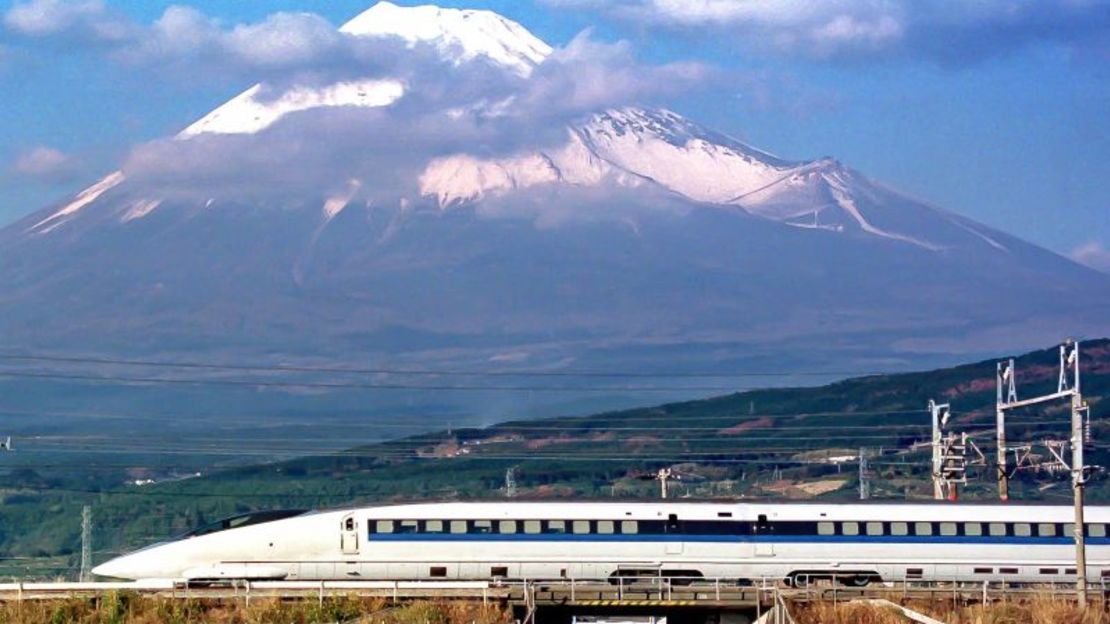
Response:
[2, 0, 1107, 417]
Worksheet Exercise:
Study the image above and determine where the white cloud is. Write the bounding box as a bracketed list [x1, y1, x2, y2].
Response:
[11, 145, 74, 177]
[521, 31, 712, 115]
[3, 0, 131, 42]
[550, 0, 1110, 62]
[3, 0, 356, 77]
[1070, 241, 1110, 274]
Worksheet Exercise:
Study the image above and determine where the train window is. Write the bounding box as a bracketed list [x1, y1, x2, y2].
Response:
[974, 567, 993, 574]
[546, 520, 567, 534]
[906, 568, 923, 579]
[1037, 523, 1056, 537]
[523, 520, 542, 534]
[817, 522, 835, 536]
[1066, 568, 1077, 575]
[1040, 568, 1059, 575]
[964, 523, 983, 536]
[914, 522, 933, 536]
[866, 522, 883, 536]
[572, 520, 591, 535]
[989, 523, 1006, 536]
[1064, 523, 1076, 537]
[621, 521, 639, 534]
[472, 520, 493, 534]
[999, 567, 1018, 575]
[890, 522, 908, 536]
[430, 566, 447, 578]
[1090, 524, 1107, 538]
[597, 521, 615, 535]
[1013, 524, 1031, 537]
[345, 518, 355, 531]
[424, 520, 444, 533]
[939, 523, 957, 536]
[375, 520, 395, 534]
[450, 520, 467, 534]
[398, 520, 419, 534]
[491, 566, 508, 577]
[841, 522, 859, 536]
[667, 514, 680, 533]
[499, 520, 517, 534]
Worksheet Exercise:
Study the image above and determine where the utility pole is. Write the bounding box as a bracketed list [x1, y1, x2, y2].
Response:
[859, 447, 870, 500]
[930, 400, 950, 500]
[656, 468, 673, 499]
[79, 505, 92, 582]
[995, 340, 1088, 606]
[1066, 342, 1087, 607]
[996, 359, 1016, 501]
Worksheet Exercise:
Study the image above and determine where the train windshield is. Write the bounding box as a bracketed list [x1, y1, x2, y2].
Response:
[184, 509, 308, 538]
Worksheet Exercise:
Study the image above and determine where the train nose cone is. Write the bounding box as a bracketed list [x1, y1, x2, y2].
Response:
[92, 557, 134, 580]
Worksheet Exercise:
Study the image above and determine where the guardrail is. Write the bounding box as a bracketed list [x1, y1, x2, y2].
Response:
[0, 576, 1101, 611]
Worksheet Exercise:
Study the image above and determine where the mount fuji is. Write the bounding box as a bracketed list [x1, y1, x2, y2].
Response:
[1, 1, 1107, 422]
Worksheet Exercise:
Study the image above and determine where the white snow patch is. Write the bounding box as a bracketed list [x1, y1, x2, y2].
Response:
[322, 179, 363, 221]
[578, 109, 792, 204]
[420, 152, 560, 208]
[179, 80, 404, 137]
[28, 171, 125, 234]
[948, 218, 1008, 252]
[119, 198, 163, 223]
[340, 2, 551, 77]
[418, 129, 642, 207]
[822, 170, 940, 251]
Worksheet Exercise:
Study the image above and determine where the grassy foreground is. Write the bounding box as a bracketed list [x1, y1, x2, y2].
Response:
[793, 596, 1110, 624]
[0, 594, 510, 624]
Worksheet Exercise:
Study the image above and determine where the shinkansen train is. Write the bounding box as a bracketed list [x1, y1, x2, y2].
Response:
[92, 501, 1110, 586]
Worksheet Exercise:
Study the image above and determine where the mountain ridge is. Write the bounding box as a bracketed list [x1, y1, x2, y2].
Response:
[0, 0, 1107, 423]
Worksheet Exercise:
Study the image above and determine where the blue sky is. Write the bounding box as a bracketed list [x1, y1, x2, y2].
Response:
[1, 0, 1108, 269]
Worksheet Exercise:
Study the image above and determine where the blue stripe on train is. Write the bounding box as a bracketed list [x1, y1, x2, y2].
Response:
[368, 533, 1110, 546]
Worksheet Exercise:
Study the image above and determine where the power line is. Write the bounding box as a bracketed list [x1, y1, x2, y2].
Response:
[0, 369, 750, 392]
[0, 405, 933, 424]
[0, 351, 886, 380]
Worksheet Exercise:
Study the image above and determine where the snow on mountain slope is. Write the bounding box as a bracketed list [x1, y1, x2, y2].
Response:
[19, 2, 1013, 256]
[578, 108, 795, 204]
[28, 171, 125, 234]
[182, 2, 549, 138]
[24, 1, 550, 232]
[417, 106, 985, 250]
[179, 80, 404, 137]
[419, 131, 642, 207]
[419, 108, 796, 207]
[340, 1, 551, 77]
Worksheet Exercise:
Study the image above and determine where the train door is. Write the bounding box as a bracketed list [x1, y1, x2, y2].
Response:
[665, 513, 684, 555]
[753, 514, 775, 557]
[341, 513, 360, 555]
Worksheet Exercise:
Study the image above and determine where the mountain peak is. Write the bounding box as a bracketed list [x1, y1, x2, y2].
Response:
[340, 2, 551, 77]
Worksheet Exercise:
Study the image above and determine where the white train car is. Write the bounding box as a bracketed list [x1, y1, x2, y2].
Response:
[93, 501, 1110, 586]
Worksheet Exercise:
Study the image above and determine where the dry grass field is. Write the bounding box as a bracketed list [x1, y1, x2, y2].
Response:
[793, 596, 1110, 624]
[0, 594, 510, 624]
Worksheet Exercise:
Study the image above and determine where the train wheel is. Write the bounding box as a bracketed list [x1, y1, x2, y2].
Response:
[786, 573, 810, 587]
[841, 574, 874, 587]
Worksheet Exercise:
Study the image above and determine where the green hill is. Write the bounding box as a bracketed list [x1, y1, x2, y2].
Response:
[1, 339, 1107, 579]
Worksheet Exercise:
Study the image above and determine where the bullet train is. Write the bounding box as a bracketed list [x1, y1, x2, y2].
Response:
[93, 501, 1110, 586]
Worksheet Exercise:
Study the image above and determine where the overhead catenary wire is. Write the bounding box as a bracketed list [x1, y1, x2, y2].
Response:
[0, 369, 752, 392]
[9, 418, 1068, 439]
[0, 405, 937, 425]
[0, 351, 889, 379]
